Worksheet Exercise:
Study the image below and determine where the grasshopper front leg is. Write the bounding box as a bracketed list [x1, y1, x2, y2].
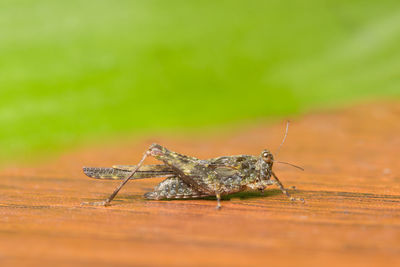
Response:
[271, 171, 304, 203]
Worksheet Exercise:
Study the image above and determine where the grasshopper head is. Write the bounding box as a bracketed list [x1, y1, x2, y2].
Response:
[247, 149, 275, 191]
[261, 150, 274, 165]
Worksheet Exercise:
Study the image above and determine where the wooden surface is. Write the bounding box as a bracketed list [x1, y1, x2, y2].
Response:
[1, 102, 399, 266]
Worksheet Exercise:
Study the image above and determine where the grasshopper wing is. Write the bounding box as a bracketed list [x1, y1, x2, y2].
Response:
[83, 164, 175, 180]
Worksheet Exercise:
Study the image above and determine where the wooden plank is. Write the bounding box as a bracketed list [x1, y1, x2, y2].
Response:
[0, 102, 399, 266]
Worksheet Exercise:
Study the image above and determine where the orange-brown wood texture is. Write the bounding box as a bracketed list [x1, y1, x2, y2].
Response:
[1, 102, 399, 267]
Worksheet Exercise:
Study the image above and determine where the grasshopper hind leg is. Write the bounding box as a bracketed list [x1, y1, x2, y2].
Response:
[144, 176, 209, 200]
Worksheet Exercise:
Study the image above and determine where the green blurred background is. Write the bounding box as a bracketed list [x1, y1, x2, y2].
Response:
[1, 0, 399, 164]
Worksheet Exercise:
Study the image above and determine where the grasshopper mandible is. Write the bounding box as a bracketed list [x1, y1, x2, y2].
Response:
[83, 122, 304, 209]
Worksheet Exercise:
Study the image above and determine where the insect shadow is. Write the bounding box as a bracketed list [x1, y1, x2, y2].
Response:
[203, 189, 283, 201]
[122, 189, 283, 202]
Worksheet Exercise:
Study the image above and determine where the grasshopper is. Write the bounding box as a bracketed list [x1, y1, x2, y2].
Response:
[83, 122, 304, 209]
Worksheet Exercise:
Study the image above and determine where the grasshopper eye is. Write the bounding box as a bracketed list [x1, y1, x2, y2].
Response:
[262, 151, 273, 163]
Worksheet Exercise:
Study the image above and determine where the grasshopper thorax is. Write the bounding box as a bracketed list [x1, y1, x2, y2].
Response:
[254, 149, 274, 183]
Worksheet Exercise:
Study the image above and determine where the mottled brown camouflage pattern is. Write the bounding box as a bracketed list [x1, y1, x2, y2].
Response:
[83, 143, 279, 200]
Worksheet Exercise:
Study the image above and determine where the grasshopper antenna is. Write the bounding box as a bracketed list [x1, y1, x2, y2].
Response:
[274, 161, 304, 171]
[274, 121, 304, 171]
[275, 121, 290, 157]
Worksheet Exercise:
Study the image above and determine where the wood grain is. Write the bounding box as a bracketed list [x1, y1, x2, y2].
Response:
[1, 101, 399, 267]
